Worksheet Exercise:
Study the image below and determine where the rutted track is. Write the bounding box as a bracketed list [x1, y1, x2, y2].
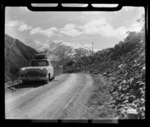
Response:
[5, 73, 93, 119]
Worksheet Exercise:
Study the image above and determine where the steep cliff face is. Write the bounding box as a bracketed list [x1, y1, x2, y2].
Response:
[5, 34, 39, 82]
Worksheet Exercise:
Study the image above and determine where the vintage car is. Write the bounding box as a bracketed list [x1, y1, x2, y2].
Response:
[19, 54, 55, 84]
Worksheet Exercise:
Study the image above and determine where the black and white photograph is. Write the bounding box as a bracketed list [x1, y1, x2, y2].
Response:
[4, 3, 146, 122]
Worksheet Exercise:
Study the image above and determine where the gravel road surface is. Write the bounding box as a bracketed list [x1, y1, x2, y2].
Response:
[5, 73, 93, 119]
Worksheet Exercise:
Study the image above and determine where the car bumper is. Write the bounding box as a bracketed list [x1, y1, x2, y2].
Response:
[19, 77, 48, 81]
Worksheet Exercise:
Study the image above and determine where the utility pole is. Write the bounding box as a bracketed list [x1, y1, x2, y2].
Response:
[92, 42, 93, 56]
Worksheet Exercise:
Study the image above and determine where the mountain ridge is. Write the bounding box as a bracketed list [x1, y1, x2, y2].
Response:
[5, 34, 39, 83]
[41, 41, 92, 66]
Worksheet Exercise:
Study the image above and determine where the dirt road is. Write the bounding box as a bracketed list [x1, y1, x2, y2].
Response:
[5, 73, 93, 119]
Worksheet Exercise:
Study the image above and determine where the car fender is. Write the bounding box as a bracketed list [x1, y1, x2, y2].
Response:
[46, 66, 54, 78]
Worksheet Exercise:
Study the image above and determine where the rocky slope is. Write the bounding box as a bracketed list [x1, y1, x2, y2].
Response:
[5, 34, 39, 83]
[63, 28, 145, 119]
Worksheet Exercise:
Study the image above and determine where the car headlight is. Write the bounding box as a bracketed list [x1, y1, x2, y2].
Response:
[40, 68, 47, 72]
[40, 68, 48, 76]
[19, 69, 26, 77]
[20, 68, 26, 71]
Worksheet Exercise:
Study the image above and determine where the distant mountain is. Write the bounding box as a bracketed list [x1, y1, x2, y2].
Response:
[23, 39, 92, 67]
[43, 41, 92, 66]
[22, 37, 94, 66]
[5, 34, 39, 82]
[24, 38, 49, 52]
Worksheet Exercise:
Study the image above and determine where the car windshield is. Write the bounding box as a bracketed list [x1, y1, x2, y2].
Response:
[31, 60, 48, 66]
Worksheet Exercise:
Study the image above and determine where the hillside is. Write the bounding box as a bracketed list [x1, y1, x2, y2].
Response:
[63, 28, 145, 119]
[5, 34, 39, 83]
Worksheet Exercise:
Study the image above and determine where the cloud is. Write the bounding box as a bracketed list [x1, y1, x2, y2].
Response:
[81, 18, 142, 39]
[5, 20, 20, 38]
[30, 27, 43, 35]
[60, 24, 81, 36]
[82, 19, 107, 35]
[59, 19, 107, 36]
[58, 19, 128, 39]
[30, 27, 58, 38]
[5, 20, 32, 33]
[129, 22, 143, 32]
[83, 44, 91, 48]
[42, 27, 58, 37]
[30, 15, 143, 40]
[17, 23, 32, 31]
[5, 20, 20, 28]
[57, 18, 129, 39]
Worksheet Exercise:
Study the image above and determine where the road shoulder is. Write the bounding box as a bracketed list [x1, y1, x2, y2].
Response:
[59, 73, 116, 120]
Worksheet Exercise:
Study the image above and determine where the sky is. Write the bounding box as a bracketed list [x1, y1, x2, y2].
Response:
[5, 6, 144, 51]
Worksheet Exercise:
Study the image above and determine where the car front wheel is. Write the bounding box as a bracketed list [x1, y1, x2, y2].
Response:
[48, 73, 51, 81]
[44, 79, 49, 84]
